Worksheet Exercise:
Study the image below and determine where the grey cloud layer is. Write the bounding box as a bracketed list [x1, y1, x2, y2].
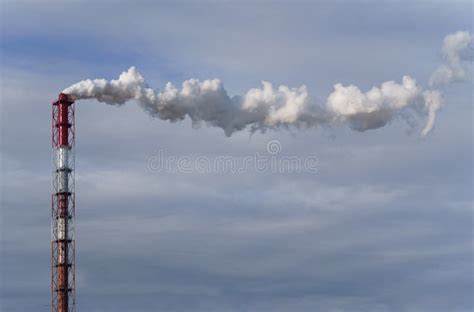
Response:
[2, 65, 472, 312]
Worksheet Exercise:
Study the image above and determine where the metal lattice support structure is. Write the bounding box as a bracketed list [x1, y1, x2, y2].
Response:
[52, 93, 76, 312]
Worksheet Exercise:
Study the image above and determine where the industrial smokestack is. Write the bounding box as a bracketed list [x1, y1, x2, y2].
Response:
[62, 31, 472, 137]
[52, 93, 76, 312]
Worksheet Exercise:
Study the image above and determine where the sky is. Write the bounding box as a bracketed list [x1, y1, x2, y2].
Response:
[0, 1, 473, 311]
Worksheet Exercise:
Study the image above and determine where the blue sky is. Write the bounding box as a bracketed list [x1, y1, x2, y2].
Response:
[1, 1, 473, 311]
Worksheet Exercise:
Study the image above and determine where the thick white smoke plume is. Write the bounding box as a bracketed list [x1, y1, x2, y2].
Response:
[63, 31, 471, 137]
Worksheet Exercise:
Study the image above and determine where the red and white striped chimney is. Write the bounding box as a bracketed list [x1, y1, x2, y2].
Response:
[52, 93, 76, 312]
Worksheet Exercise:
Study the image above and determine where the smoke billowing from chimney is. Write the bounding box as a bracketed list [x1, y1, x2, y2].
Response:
[63, 31, 472, 137]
